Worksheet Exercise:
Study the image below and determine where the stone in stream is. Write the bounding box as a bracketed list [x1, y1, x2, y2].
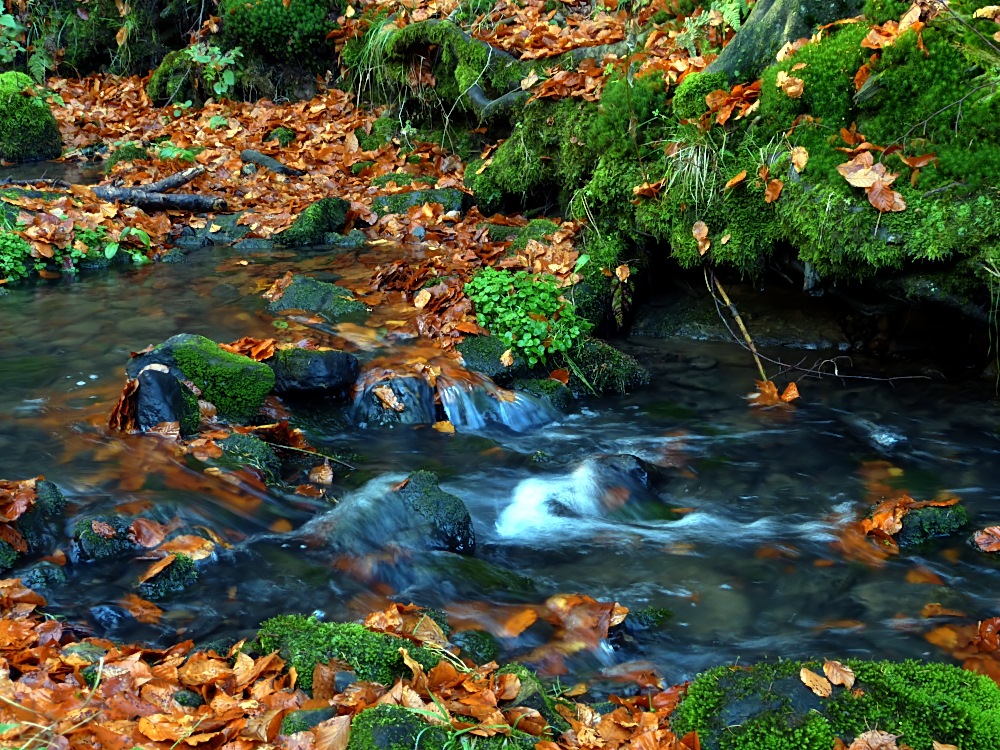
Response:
[352, 374, 437, 426]
[671, 658, 1000, 750]
[126, 333, 275, 423]
[134, 367, 200, 436]
[270, 347, 359, 397]
[265, 275, 368, 323]
[275, 197, 350, 246]
[0, 479, 66, 574]
[896, 503, 968, 549]
[372, 188, 466, 215]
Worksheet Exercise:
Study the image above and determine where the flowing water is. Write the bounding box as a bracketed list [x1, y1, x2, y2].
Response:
[2, 240, 1000, 688]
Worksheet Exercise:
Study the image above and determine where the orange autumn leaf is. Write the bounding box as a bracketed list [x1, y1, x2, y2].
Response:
[549, 369, 570, 385]
[867, 179, 906, 213]
[973, 525, 1000, 552]
[120, 593, 164, 624]
[138, 554, 177, 583]
[764, 178, 784, 203]
[775, 70, 804, 98]
[748, 380, 799, 408]
[724, 170, 747, 189]
[906, 566, 945, 585]
[823, 660, 855, 689]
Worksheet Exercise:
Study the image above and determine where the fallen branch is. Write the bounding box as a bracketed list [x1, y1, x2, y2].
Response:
[141, 166, 205, 193]
[89, 187, 226, 212]
[240, 149, 305, 177]
[705, 268, 767, 381]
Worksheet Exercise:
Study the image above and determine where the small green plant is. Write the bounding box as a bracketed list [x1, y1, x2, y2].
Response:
[74, 225, 151, 266]
[465, 267, 592, 366]
[154, 140, 199, 162]
[182, 43, 243, 99]
[0, 13, 25, 65]
[0, 230, 31, 282]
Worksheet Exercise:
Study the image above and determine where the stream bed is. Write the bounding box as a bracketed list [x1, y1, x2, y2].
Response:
[2, 244, 1000, 688]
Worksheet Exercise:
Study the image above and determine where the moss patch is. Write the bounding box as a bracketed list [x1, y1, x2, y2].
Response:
[0, 73, 62, 163]
[277, 198, 351, 246]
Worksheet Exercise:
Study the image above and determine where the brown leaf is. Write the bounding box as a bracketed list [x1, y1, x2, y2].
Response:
[614, 264, 630, 282]
[432, 421, 456, 434]
[848, 729, 899, 750]
[764, 179, 784, 203]
[138, 555, 177, 583]
[692, 221, 710, 256]
[499, 349, 515, 368]
[373, 385, 406, 412]
[309, 461, 334, 485]
[823, 659, 855, 689]
[973, 525, 1000, 552]
[867, 180, 906, 212]
[120, 593, 164, 624]
[800, 667, 832, 697]
[313, 714, 351, 750]
[837, 151, 881, 188]
[776, 70, 805, 98]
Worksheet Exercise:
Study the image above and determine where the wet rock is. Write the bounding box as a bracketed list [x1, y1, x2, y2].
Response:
[73, 515, 143, 561]
[514, 378, 574, 411]
[17, 561, 68, 592]
[394, 470, 475, 554]
[138, 553, 199, 600]
[572, 338, 651, 395]
[271, 348, 359, 397]
[439, 373, 556, 433]
[126, 333, 275, 423]
[276, 198, 350, 246]
[451, 630, 500, 665]
[372, 188, 465, 215]
[897, 504, 968, 549]
[265, 275, 368, 323]
[173, 212, 251, 249]
[671, 659, 1000, 750]
[134, 367, 200, 436]
[353, 375, 437, 426]
[0, 479, 67, 574]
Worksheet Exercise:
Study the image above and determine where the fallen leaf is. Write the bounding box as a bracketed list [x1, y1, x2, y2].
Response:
[692, 221, 710, 256]
[764, 178, 784, 203]
[724, 170, 747, 189]
[432, 421, 456, 434]
[373, 385, 406, 412]
[615, 264, 630, 282]
[848, 729, 898, 750]
[790, 146, 808, 172]
[414, 289, 432, 309]
[823, 660, 855, 689]
[973, 526, 1000, 552]
[776, 70, 805, 98]
[800, 667, 832, 697]
[500, 349, 515, 367]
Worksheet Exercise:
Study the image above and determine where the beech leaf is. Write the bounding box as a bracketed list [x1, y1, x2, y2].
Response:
[800, 667, 832, 697]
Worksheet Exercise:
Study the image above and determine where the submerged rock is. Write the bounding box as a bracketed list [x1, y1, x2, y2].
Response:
[266, 275, 368, 323]
[126, 333, 275, 423]
[671, 658, 1000, 750]
[271, 347, 359, 397]
[353, 374, 437, 426]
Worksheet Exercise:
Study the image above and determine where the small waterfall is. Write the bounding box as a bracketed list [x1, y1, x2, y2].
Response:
[438, 372, 557, 433]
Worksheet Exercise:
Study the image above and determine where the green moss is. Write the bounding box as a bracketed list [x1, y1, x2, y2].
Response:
[351, 160, 376, 175]
[671, 659, 1000, 750]
[571, 337, 651, 395]
[61, 0, 158, 74]
[672, 71, 729, 121]
[169, 335, 276, 423]
[103, 143, 150, 173]
[357, 116, 398, 152]
[496, 664, 570, 734]
[281, 707, 338, 735]
[628, 606, 672, 629]
[138, 553, 198, 599]
[0, 72, 62, 163]
[255, 614, 441, 690]
[515, 378, 574, 410]
[0, 541, 19, 573]
[347, 704, 448, 750]
[863, 0, 911, 23]
[174, 689, 204, 707]
[277, 197, 350, 246]
[266, 275, 368, 322]
[217, 433, 281, 482]
[18, 561, 68, 591]
[146, 50, 198, 105]
[219, 0, 340, 66]
[265, 126, 296, 147]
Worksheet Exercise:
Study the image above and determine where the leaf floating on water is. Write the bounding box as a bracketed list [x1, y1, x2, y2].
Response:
[823, 659, 855, 689]
[121, 593, 164, 624]
[748, 380, 799, 408]
[373, 385, 406, 412]
[432, 420, 455, 434]
[800, 667, 832, 697]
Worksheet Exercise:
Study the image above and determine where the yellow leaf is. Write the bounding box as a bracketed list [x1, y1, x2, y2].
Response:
[520, 71, 540, 90]
[614, 264, 630, 282]
[414, 289, 432, 309]
[373, 385, 405, 412]
[115, 25, 128, 47]
[800, 667, 832, 697]
[345, 4, 356, 16]
[776, 70, 804, 98]
[500, 349, 515, 367]
[209, 224, 222, 233]
[790, 146, 809, 172]
[720, 233, 731, 245]
[432, 421, 456, 434]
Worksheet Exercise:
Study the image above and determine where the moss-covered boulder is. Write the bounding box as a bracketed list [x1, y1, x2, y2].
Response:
[456, 334, 530, 384]
[125, 333, 275, 423]
[280, 707, 339, 736]
[571, 338, 651, 395]
[271, 347, 359, 396]
[0, 480, 66, 573]
[276, 198, 351, 246]
[515, 378, 574, 411]
[146, 49, 199, 106]
[346, 703, 538, 750]
[0, 73, 62, 163]
[672, 71, 729, 121]
[254, 614, 441, 690]
[395, 470, 475, 554]
[266, 275, 368, 323]
[671, 659, 1000, 750]
[220, 0, 341, 66]
[73, 515, 142, 561]
[450, 629, 499, 665]
[372, 188, 465, 215]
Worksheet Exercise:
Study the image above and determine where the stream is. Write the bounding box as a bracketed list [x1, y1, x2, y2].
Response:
[3, 234, 1000, 689]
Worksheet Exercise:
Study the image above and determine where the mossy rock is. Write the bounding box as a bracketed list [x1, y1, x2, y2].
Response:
[496, 663, 571, 734]
[395, 470, 475, 555]
[73, 515, 142, 561]
[346, 703, 538, 750]
[255, 614, 441, 690]
[0, 73, 62, 163]
[138, 553, 199, 599]
[266, 275, 368, 323]
[125, 333, 276, 423]
[17, 561, 69, 591]
[281, 707, 339, 735]
[271, 347, 359, 396]
[146, 50, 199, 106]
[450, 629, 499, 665]
[265, 127, 296, 147]
[276, 198, 351, 246]
[456, 334, 531, 384]
[896, 504, 969, 549]
[671, 659, 1000, 750]
[571, 338, 651, 395]
[0, 480, 66, 572]
[373, 188, 465, 215]
[217, 433, 282, 483]
[370, 172, 438, 188]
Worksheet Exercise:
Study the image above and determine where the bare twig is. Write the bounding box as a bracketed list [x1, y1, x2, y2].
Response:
[705, 268, 767, 380]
